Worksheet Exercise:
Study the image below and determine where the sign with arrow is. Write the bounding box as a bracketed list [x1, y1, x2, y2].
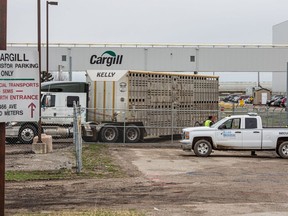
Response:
[0, 49, 39, 122]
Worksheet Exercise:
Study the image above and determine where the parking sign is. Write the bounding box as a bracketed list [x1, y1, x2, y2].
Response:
[0, 49, 39, 122]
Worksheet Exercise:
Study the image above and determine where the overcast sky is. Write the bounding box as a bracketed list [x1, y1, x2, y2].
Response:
[7, 0, 288, 82]
[7, 0, 288, 44]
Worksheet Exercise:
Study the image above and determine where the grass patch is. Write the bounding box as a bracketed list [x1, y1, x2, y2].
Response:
[14, 209, 145, 216]
[6, 144, 125, 181]
[5, 169, 73, 181]
[80, 144, 125, 178]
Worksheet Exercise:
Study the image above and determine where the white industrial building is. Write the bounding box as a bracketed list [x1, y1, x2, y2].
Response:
[4, 20, 288, 94]
[272, 20, 288, 93]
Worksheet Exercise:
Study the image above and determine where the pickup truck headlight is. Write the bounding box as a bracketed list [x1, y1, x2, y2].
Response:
[184, 132, 189, 139]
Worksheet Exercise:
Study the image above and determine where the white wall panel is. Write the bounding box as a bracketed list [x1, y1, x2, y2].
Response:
[272, 21, 288, 93]
[71, 47, 146, 71]
[273, 21, 288, 44]
[69, 47, 288, 72]
[6, 46, 288, 73]
[272, 72, 286, 93]
[5, 45, 288, 93]
[145, 48, 197, 71]
[198, 48, 288, 72]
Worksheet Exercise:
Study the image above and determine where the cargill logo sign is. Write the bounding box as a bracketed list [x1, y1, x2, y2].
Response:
[90, 51, 123, 67]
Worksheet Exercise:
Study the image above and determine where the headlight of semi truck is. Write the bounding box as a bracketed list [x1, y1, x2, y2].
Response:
[5, 122, 18, 127]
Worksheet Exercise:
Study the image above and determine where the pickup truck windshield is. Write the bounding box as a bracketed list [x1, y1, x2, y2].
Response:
[211, 117, 229, 128]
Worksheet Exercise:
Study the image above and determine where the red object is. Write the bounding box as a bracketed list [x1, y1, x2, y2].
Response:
[0, 0, 7, 50]
[281, 97, 287, 107]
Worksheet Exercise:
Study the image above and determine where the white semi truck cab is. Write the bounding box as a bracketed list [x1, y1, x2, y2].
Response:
[5, 82, 89, 144]
[180, 113, 288, 158]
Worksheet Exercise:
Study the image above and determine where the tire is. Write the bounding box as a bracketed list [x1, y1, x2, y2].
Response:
[82, 136, 96, 142]
[277, 141, 288, 159]
[124, 124, 141, 143]
[276, 147, 280, 157]
[18, 125, 37, 144]
[82, 127, 98, 143]
[100, 125, 119, 143]
[193, 139, 212, 157]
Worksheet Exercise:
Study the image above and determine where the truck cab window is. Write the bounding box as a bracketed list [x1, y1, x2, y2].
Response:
[245, 118, 257, 129]
[42, 95, 55, 107]
[222, 118, 241, 129]
[67, 96, 80, 107]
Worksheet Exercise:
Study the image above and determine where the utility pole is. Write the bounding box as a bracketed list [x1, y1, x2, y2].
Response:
[0, 0, 7, 215]
[46, 1, 58, 80]
[37, 0, 42, 143]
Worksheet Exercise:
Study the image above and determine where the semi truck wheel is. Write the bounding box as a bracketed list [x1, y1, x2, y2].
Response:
[278, 141, 288, 159]
[100, 125, 119, 143]
[124, 124, 141, 143]
[18, 125, 37, 144]
[82, 136, 95, 142]
[193, 139, 212, 157]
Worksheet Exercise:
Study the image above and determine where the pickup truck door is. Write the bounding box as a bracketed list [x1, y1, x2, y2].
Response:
[242, 117, 261, 149]
[215, 118, 243, 149]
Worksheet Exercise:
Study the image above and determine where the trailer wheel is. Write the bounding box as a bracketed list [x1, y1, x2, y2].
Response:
[278, 141, 288, 159]
[18, 125, 37, 144]
[100, 125, 119, 143]
[193, 139, 212, 157]
[124, 124, 141, 143]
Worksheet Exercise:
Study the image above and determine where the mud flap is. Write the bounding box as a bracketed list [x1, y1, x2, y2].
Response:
[82, 125, 98, 142]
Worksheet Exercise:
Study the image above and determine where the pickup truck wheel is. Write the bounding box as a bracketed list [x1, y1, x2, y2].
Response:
[18, 125, 37, 144]
[193, 139, 212, 157]
[100, 125, 119, 143]
[278, 141, 288, 159]
[124, 124, 141, 143]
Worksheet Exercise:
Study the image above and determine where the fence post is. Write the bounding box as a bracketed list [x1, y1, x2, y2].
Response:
[123, 108, 126, 144]
[73, 103, 76, 145]
[171, 108, 174, 143]
[73, 102, 82, 173]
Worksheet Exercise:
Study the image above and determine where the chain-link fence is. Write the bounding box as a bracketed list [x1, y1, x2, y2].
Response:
[219, 104, 288, 127]
[82, 106, 218, 142]
[6, 104, 287, 146]
[5, 103, 83, 173]
[5, 103, 288, 173]
[5, 114, 75, 145]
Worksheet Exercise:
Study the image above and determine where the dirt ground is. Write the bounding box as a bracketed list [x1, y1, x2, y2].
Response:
[5, 141, 288, 216]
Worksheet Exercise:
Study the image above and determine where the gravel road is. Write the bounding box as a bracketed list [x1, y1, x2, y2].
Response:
[5, 141, 288, 216]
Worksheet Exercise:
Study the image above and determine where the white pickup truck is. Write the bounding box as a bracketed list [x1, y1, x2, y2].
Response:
[180, 113, 288, 158]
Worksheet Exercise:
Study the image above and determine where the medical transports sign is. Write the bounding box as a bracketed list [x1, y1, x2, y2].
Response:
[0, 49, 39, 122]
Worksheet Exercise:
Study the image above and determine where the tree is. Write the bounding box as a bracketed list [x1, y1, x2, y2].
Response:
[41, 71, 54, 83]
